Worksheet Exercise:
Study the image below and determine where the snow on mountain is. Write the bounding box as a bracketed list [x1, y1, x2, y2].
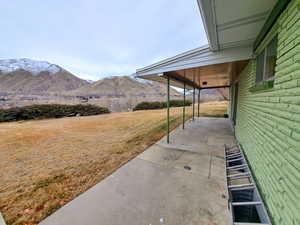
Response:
[131, 74, 153, 84]
[0, 58, 89, 94]
[0, 58, 62, 75]
[86, 79, 95, 83]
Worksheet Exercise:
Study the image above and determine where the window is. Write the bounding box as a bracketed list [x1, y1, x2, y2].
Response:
[255, 36, 278, 83]
[265, 37, 277, 80]
[256, 52, 264, 83]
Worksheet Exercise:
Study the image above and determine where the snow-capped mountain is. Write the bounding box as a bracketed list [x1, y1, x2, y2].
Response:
[86, 79, 95, 84]
[0, 58, 63, 75]
[0, 58, 88, 94]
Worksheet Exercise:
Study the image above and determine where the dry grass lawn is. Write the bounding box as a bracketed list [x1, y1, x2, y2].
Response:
[0, 101, 228, 225]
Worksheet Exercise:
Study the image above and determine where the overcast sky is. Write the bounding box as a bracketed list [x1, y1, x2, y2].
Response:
[0, 0, 208, 81]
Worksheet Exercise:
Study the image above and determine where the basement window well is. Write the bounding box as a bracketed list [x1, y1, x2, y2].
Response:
[233, 205, 261, 223]
[224, 145, 272, 225]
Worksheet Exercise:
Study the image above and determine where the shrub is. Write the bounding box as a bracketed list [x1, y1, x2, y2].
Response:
[133, 101, 164, 111]
[169, 100, 192, 107]
[133, 100, 192, 111]
[0, 104, 110, 122]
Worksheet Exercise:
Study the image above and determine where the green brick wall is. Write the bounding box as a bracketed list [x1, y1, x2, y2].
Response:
[233, 0, 300, 224]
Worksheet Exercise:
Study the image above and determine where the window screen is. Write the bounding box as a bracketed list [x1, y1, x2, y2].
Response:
[265, 36, 277, 80]
[256, 52, 265, 83]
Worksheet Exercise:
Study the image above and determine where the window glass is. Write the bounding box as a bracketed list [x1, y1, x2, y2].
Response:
[265, 36, 277, 80]
[256, 51, 265, 83]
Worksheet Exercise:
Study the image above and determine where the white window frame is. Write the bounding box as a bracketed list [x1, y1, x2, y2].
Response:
[255, 35, 277, 84]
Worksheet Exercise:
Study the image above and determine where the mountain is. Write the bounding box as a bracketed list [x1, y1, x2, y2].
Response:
[86, 79, 95, 84]
[68, 76, 180, 97]
[0, 58, 227, 112]
[67, 76, 228, 112]
[66, 76, 181, 111]
[0, 58, 88, 94]
[189, 88, 229, 102]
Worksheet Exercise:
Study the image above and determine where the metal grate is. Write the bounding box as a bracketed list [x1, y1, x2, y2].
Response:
[224, 145, 272, 225]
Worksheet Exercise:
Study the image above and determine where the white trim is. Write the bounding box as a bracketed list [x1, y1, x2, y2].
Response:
[263, 48, 268, 81]
[217, 11, 270, 32]
[220, 38, 255, 50]
[136, 74, 194, 90]
[197, 0, 219, 51]
[255, 35, 278, 83]
[137, 45, 210, 74]
[136, 45, 253, 77]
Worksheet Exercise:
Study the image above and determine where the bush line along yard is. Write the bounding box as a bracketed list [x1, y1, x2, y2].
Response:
[0, 101, 227, 225]
[0, 104, 110, 122]
[0, 100, 192, 122]
[133, 99, 192, 111]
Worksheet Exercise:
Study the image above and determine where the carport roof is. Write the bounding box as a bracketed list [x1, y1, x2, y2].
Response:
[136, 45, 251, 90]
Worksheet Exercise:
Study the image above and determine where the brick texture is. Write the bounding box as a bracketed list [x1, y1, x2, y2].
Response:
[233, 0, 300, 224]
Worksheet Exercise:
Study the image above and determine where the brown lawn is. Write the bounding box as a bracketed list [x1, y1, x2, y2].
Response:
[0, 101, 228, 225]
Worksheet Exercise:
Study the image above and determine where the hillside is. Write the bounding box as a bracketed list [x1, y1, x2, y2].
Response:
[65, 76, 181, 111]
[0, 58, 228, 111]
[0, 59, 88, 94]
[188, 88, 229, 102]
[68, 76, 180, 97]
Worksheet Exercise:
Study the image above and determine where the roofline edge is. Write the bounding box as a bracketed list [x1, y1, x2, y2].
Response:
[197, 0, 219, 51]
[136, 45, 210, 74]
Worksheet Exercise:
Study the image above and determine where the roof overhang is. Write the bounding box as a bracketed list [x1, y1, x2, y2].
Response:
[197, 0, 277, 51]
[136, 0, 278, 90]
[197, 1, 219, 51]
[136, 45, 252, 90]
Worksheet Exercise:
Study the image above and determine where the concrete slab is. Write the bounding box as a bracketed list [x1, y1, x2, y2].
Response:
[172, 151, 211, 177]
[158, 118, 235, 156]
[137, 144, 184, 168]
[39, 117, 234, 225]
[139, 145, 211, 177]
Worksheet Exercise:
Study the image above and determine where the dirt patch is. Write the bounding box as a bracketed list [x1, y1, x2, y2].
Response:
[0, 101, 228, 225]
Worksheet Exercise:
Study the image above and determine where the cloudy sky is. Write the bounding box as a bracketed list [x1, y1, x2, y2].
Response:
[1, 0, 208, 81]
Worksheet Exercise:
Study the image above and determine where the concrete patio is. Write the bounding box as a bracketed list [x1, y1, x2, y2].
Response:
[40, 117, 236, 225]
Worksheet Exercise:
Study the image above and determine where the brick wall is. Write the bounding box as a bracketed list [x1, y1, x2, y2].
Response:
[234, 0, 300, 224]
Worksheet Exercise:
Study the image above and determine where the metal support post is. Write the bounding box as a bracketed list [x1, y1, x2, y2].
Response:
[183, 82, 186, 129]
[198, 89, 200, 117]
[167, 74, 170, 143]
[192, 87, 195, 121]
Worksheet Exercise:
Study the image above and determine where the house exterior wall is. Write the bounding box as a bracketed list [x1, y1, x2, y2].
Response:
[233, 0, 300, 224]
